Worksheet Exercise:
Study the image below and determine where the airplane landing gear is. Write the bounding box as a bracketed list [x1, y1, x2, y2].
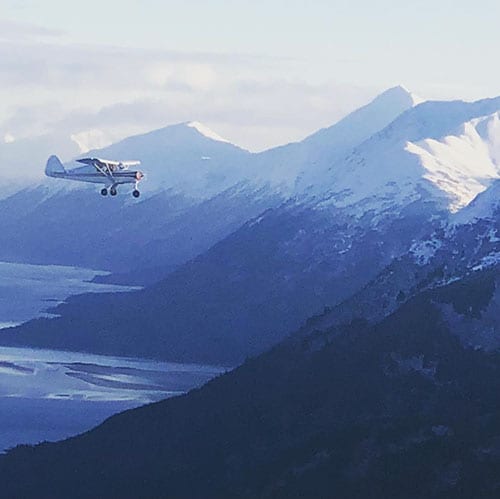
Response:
[132, 190, 140, 198]
[110, 187, 117, 196]
[100, 188, 108, 196]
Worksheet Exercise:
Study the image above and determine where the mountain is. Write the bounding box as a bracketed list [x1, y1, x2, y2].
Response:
[1, 89, 499, 497]
[4, 92, 500, 366]
[0, 202, 422, 364]
[300, 176, 500, 339]
[0, 122, 284, 276]
[313, 98, 500, 217]
[82, 121, 252, 198]
[0, 87, 416, 275]
[454, 176, 500, 224]
[1, 263, 498, 498]
[250, 85, 419, 195]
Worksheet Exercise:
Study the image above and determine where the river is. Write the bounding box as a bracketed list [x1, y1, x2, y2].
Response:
[0, 262, 224, 452]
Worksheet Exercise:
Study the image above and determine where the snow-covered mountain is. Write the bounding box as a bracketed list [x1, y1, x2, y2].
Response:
[0, 122, 275, 274]
[61, 86, 419, 201]
[315, 98, 500, 218]
[0, 86, 420, 275]
[2, 89, 500, 498]
[454, 177, 500, 224]
[249, 91, 500, 221]
[250, 85, 419, 194]
[2, 88, 500, 365]
[300, 174, 500, 344]
[79, 121, 252, 199]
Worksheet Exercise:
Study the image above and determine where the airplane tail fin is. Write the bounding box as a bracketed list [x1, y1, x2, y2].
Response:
[45, 155, 66, 177]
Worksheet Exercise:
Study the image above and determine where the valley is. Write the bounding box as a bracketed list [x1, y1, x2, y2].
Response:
[0, 86, 499, 498]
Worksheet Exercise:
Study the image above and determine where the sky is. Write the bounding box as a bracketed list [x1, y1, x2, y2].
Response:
[1, 0, 500, 167]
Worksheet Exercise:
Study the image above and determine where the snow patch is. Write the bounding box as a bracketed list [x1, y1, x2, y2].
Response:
[410, 237, 443, 265]
[187, 121, 230, 143]
[472, 252, 500, 271]
[488, 228, 500, 243]
[406, 113, 500, 212]
[395, 84, 424, 106]
[453, 178, 500, 224]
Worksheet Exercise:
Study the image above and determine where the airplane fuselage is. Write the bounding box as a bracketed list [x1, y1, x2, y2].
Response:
[50, 167, 142, 185]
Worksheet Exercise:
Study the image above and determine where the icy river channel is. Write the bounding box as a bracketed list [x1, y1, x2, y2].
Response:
[0, 262, 224, 452]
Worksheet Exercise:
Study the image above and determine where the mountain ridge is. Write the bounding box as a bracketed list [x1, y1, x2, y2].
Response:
[1, 88, 500, 366]
[1, 264, 498, 498]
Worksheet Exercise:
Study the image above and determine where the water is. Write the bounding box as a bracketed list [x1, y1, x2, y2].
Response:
[0, 261, 137, 327]
[0, 262, 224, 452]
[0, 346, 223, 452]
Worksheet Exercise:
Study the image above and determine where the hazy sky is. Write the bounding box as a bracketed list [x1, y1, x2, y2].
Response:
[1, 0, 500, 153]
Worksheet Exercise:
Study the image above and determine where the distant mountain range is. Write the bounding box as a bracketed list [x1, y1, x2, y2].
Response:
[0, 86, 417, 275]
[1, 87, 499, 366]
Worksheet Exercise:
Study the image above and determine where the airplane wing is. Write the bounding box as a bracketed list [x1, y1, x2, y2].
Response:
[77, 158, 141, 171]
[77, 157, 118, 168]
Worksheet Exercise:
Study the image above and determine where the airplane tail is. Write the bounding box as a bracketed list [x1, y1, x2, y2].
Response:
[45, 155, 66, 177]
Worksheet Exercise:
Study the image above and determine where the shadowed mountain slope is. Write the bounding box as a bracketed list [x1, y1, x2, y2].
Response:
[0, 266, 498, 499]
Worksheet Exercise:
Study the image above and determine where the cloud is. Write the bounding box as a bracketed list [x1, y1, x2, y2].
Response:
[0, 19, 63, 41]
[41, 80, 375, 151]
[0, 34, 378, 153]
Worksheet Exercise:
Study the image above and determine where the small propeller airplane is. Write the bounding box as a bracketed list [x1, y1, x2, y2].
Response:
[45, 155, 145, 197]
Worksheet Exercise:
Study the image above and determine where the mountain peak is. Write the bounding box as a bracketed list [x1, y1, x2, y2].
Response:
[185, 121, 230, 144]
[375, 85, 423, 107]
[316, 96, 500, 216]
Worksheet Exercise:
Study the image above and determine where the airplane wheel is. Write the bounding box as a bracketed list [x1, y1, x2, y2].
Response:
[110, 188, 117, 196]
[132, 190, 140, 198]
[100, 188, 108, 196]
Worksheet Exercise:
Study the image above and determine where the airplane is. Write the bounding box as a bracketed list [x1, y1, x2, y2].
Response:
[45, 155, 145, 197]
